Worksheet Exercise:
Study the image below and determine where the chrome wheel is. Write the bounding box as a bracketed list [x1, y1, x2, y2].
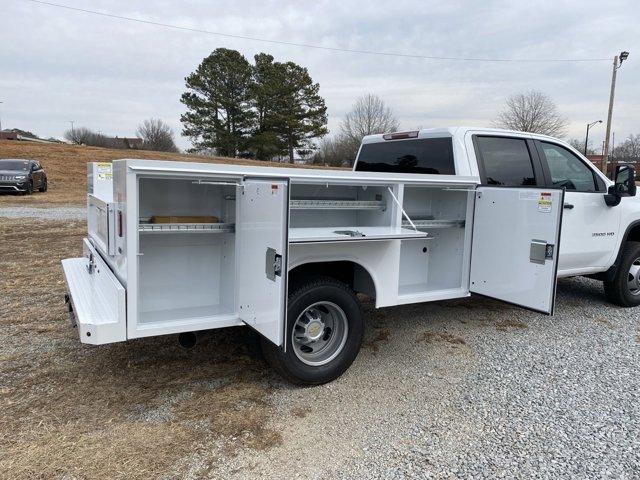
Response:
[628, 258, 640, 295]
[292, 301, 349, 366]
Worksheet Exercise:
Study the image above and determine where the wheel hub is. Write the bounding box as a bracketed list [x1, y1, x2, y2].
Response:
[628, 258, 640, 295]
[292, 301, 349, 367]
[304, 319, 325, 342]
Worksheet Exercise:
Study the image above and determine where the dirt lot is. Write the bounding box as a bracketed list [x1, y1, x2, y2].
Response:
[0, 217, 280, 478]
[1, 214, 639, 479]
[0, 141, 300, 207]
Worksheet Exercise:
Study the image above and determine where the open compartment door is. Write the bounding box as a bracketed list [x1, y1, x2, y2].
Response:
[470, 187, 563, 314]
[237, 178, 289, 346]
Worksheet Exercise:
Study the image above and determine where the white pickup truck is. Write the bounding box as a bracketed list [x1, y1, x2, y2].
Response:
[62, 127, 639, 385]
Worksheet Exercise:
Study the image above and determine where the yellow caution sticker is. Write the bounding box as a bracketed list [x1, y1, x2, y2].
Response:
[96, 162, 112, 180]
[538, 192, 552, 213]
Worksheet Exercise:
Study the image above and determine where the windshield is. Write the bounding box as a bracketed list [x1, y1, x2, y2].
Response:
[355, 138, 455, 174]
[0, 160, 30, 171]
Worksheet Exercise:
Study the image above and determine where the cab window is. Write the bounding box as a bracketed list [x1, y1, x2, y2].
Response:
[538, 142, 598, 192]
[355, 138, 455, 174]
[475, 136, 537, 186]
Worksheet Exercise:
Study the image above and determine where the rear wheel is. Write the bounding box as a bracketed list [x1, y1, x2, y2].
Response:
[38, 177, 47, 192]
[261, 277, 363, 385]
[604, 241, 640, 307]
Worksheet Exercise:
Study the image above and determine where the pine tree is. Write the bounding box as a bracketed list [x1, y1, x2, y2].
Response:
[180, 48, 254, 156]
[270, 62, 328, 163]
[248, 53, 284, 160]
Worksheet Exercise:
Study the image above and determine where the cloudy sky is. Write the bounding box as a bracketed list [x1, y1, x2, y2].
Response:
[1, 0, 638, 151]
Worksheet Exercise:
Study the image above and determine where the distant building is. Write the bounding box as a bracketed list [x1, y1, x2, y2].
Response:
[0, 131, 18, 140]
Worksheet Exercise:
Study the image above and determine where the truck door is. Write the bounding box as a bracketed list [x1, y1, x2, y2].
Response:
[237, 178, 289, 346]
[533, 140, 620, 274]
[470, 187, 564, 314]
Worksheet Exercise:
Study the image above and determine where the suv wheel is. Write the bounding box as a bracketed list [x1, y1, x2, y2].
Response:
[23, 180, 34, 195]
[604, 241, 640, 307]
[39, 177, 48, 192]
[261, 277, 364, 385]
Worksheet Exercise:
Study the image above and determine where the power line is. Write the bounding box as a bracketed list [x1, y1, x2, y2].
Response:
[24, 0, 610, 63]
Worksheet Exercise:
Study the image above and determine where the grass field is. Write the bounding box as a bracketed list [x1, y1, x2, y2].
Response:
[0, 217, 281, 479]
[0, 140, 299, 206]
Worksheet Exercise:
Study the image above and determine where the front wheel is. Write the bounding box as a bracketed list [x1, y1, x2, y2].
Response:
[22, 180, 33, 195]
[261, 277, 364, 385]
[604, 241, 640, 307]
[39, 177, 48, 192]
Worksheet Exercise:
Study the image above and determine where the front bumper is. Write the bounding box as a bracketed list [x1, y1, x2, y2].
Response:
[0, 181, 27, 192]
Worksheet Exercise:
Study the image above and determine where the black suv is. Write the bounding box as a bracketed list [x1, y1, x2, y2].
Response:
[0, 159, 48, 194]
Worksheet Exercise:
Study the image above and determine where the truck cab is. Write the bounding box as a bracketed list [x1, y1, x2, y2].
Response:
[354, 127, 640, 305]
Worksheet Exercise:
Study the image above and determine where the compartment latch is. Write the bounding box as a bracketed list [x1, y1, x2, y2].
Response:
[530, 239, 554, 265]
[265, 248, 282, 281]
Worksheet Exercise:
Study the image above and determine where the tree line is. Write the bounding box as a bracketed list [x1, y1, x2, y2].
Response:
[63, 48, 638, 166]
[64, 118, 178, 152]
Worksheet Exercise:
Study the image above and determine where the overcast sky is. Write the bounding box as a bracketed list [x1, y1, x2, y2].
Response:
[1, 0, 638, 151]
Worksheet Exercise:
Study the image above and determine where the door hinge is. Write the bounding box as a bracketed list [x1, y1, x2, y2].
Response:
[86, 252, 96, 274]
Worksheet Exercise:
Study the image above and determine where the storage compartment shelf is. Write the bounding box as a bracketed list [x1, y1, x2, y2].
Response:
[290, 199, 386, 211]
[289, 226, 430, 243]
[402, 219, 465, 229]
[138, 222, 235, 234]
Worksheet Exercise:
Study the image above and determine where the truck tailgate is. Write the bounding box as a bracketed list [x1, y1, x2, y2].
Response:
[62, 238, 126, 345]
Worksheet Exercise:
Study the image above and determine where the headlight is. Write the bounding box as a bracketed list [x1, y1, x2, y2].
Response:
[14, 175, 26, 180]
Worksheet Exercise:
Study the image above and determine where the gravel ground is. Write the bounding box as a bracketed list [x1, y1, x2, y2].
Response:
[209, 277, 640, 479]
[0, 205, 86, 220]
[2, 214, 638, 478]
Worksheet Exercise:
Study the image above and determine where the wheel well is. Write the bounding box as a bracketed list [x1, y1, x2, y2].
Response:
[288, 261, 376, 299]
[599, 222, 640, 282]
[626, 224, 640, 243]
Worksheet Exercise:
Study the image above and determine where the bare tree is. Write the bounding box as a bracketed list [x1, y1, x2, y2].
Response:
[613, 134, 640, 161]
[64, 126, 96, 145]
[568, 138, 597, 156]
[493, 90, 568, 138]
[341, 94, 399, 148]
[136, 118, 179, 152]
[311, 136, 356, 167]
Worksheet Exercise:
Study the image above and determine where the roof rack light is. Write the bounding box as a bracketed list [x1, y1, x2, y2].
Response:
[383, 131, 419, 140]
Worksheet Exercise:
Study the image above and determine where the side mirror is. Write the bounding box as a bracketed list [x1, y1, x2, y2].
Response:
[615, 164, 636, 197]
[605, 164, 636, 206]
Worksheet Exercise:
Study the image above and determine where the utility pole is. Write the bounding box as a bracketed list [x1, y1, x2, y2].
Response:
[0, 101, 3, 132]
[603, 51, 629, 175]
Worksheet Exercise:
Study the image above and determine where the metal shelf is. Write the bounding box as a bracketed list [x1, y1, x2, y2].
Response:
[138, 223, 235, 234]
[290, 199, 386, 211]
[402, 219, 465, 229]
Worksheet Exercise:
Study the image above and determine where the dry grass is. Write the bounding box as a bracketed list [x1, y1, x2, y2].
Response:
[495, 319, 529, 331]
[0, 217, 280, 479]
[419, 331, 467, 346]
[0, 140, 328, 207]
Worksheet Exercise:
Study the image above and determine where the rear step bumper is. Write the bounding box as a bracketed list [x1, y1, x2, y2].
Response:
[61, 239, 127, 345]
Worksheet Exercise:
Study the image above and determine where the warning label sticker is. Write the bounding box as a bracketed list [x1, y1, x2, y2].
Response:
[538, 192, 552, 213]
[96, 162, 112, 180]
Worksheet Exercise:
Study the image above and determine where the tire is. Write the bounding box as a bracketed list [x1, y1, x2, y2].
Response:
[38, 177, 47, 192]
[604, 241, 640, 307]
[23, 180, 33, 195]
[261, 277, 364, 385]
